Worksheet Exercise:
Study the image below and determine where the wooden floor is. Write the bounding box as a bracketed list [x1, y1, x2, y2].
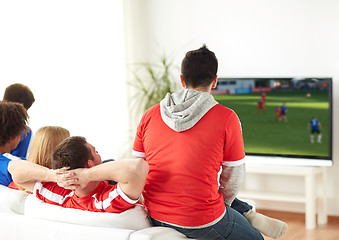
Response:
[257, 209, 339, 240]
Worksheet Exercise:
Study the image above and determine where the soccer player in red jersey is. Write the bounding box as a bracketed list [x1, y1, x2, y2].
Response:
[258, 99, 265, 114]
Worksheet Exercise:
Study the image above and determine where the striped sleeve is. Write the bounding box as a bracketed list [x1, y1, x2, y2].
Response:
[33, 182, 74, 206]
[95, 183, 139, 213]
[132, 150, 145, 158]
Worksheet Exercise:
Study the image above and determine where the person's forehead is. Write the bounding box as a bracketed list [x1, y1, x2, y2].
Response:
[85, 143, 95, 151]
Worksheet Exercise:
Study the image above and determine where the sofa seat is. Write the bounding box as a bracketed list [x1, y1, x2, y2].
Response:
[0, 185, 190, 240]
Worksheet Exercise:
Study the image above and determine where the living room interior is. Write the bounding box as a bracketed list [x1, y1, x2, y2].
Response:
[0, 1, 338, 239]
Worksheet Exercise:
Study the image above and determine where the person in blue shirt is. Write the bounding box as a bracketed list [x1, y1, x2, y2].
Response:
[0, 101, 28, 186]
[308, 116, 322, 143]
[280, 103, 288, 123]
[3, 83, 35, 159]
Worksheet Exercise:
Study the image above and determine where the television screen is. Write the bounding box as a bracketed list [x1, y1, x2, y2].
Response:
[212, 77, 333, 166]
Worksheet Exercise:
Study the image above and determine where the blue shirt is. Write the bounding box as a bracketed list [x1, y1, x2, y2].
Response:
[310, 119, 320, 131]
[280, 105, 287, 114]
[11, 128, 32, 159]
[0, 153, 21, 186]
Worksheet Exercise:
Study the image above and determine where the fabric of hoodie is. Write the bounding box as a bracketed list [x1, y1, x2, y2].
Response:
[160, 89, 218, 132]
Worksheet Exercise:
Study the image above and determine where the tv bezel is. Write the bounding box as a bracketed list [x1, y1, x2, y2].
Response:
[214, 77, 333, 167]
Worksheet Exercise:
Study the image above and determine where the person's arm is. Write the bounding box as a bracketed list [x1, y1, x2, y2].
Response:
[59, 159, 148, 200]
[8, 160, 60, 192]
[220, 111, 246, 205]
[219, 163, 246, 206]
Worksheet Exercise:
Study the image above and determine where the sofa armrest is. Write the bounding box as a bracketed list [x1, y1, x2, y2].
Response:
[0, 185, 29, 214]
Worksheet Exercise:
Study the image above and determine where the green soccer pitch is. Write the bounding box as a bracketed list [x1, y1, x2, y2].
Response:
[214, 90, 330, 158]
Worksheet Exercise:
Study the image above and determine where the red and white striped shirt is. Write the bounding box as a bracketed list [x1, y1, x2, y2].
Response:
[33, 181, 138, 213]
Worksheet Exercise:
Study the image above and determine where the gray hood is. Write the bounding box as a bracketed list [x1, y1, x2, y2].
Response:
[160, 89, 218, 132]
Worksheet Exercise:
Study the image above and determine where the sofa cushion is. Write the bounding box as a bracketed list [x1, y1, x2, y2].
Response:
[0, 185, 29, 214]
[24, 195, 152, 230]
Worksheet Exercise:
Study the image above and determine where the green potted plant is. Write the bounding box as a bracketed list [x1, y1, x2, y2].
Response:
[129, 56, 179, 116]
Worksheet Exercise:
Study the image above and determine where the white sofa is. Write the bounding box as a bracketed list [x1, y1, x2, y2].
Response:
[0, 185, 190, 240]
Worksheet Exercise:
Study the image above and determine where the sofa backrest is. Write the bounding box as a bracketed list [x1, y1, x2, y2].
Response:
[24, 195, 152, 230]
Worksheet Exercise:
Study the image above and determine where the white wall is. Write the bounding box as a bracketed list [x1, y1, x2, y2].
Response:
[1, 0, 338, 216]
[124, 0, 339, 215]
[0, 1, 128, 160]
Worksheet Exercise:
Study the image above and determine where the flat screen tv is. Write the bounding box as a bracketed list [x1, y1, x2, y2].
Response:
[212, 77, 333, 166]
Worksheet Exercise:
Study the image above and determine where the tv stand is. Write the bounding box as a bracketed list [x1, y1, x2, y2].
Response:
[238, 165, 328, 229]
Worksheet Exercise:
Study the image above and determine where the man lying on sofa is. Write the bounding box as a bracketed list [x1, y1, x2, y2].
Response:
[8, 136, 149, 213]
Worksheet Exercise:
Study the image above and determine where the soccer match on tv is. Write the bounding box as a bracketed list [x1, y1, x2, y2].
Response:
[213, 77, 332, 160]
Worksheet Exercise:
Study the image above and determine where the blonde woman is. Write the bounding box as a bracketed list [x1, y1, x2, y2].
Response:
[27, 126, 70, 168]
[8, 126, 70, 190]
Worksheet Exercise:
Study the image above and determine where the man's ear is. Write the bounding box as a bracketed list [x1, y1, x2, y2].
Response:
[180, 75, 186, 88]
[211, 75, 218, 89]
[86, 159, 95, 168]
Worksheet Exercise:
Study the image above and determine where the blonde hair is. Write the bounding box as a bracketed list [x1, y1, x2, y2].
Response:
[27, 126, 70, 168]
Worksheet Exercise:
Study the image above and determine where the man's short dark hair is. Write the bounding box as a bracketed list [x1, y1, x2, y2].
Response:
[52, 136, 93, 170]
[3, 83, 35, 110]
[181, 44, 218, 88]
[0, 101, 28, 147]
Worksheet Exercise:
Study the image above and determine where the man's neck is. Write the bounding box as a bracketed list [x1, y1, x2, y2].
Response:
[185, 86, 212, 93]
[74, 181, 100, 198]
[0, 145, 11, 154]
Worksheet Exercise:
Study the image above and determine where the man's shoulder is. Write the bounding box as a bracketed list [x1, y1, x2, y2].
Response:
[209, 104, 236, 116]
[141, 104, 161, 121]
[213, 103, 234, 110]
[145, 103, 160, 114]
[204, 104, 242, 127]
[1, 153, 22, 161]
[96, 181, 117, 193]
[0, 153, 9, 161]
[86, 181, 115, 197]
